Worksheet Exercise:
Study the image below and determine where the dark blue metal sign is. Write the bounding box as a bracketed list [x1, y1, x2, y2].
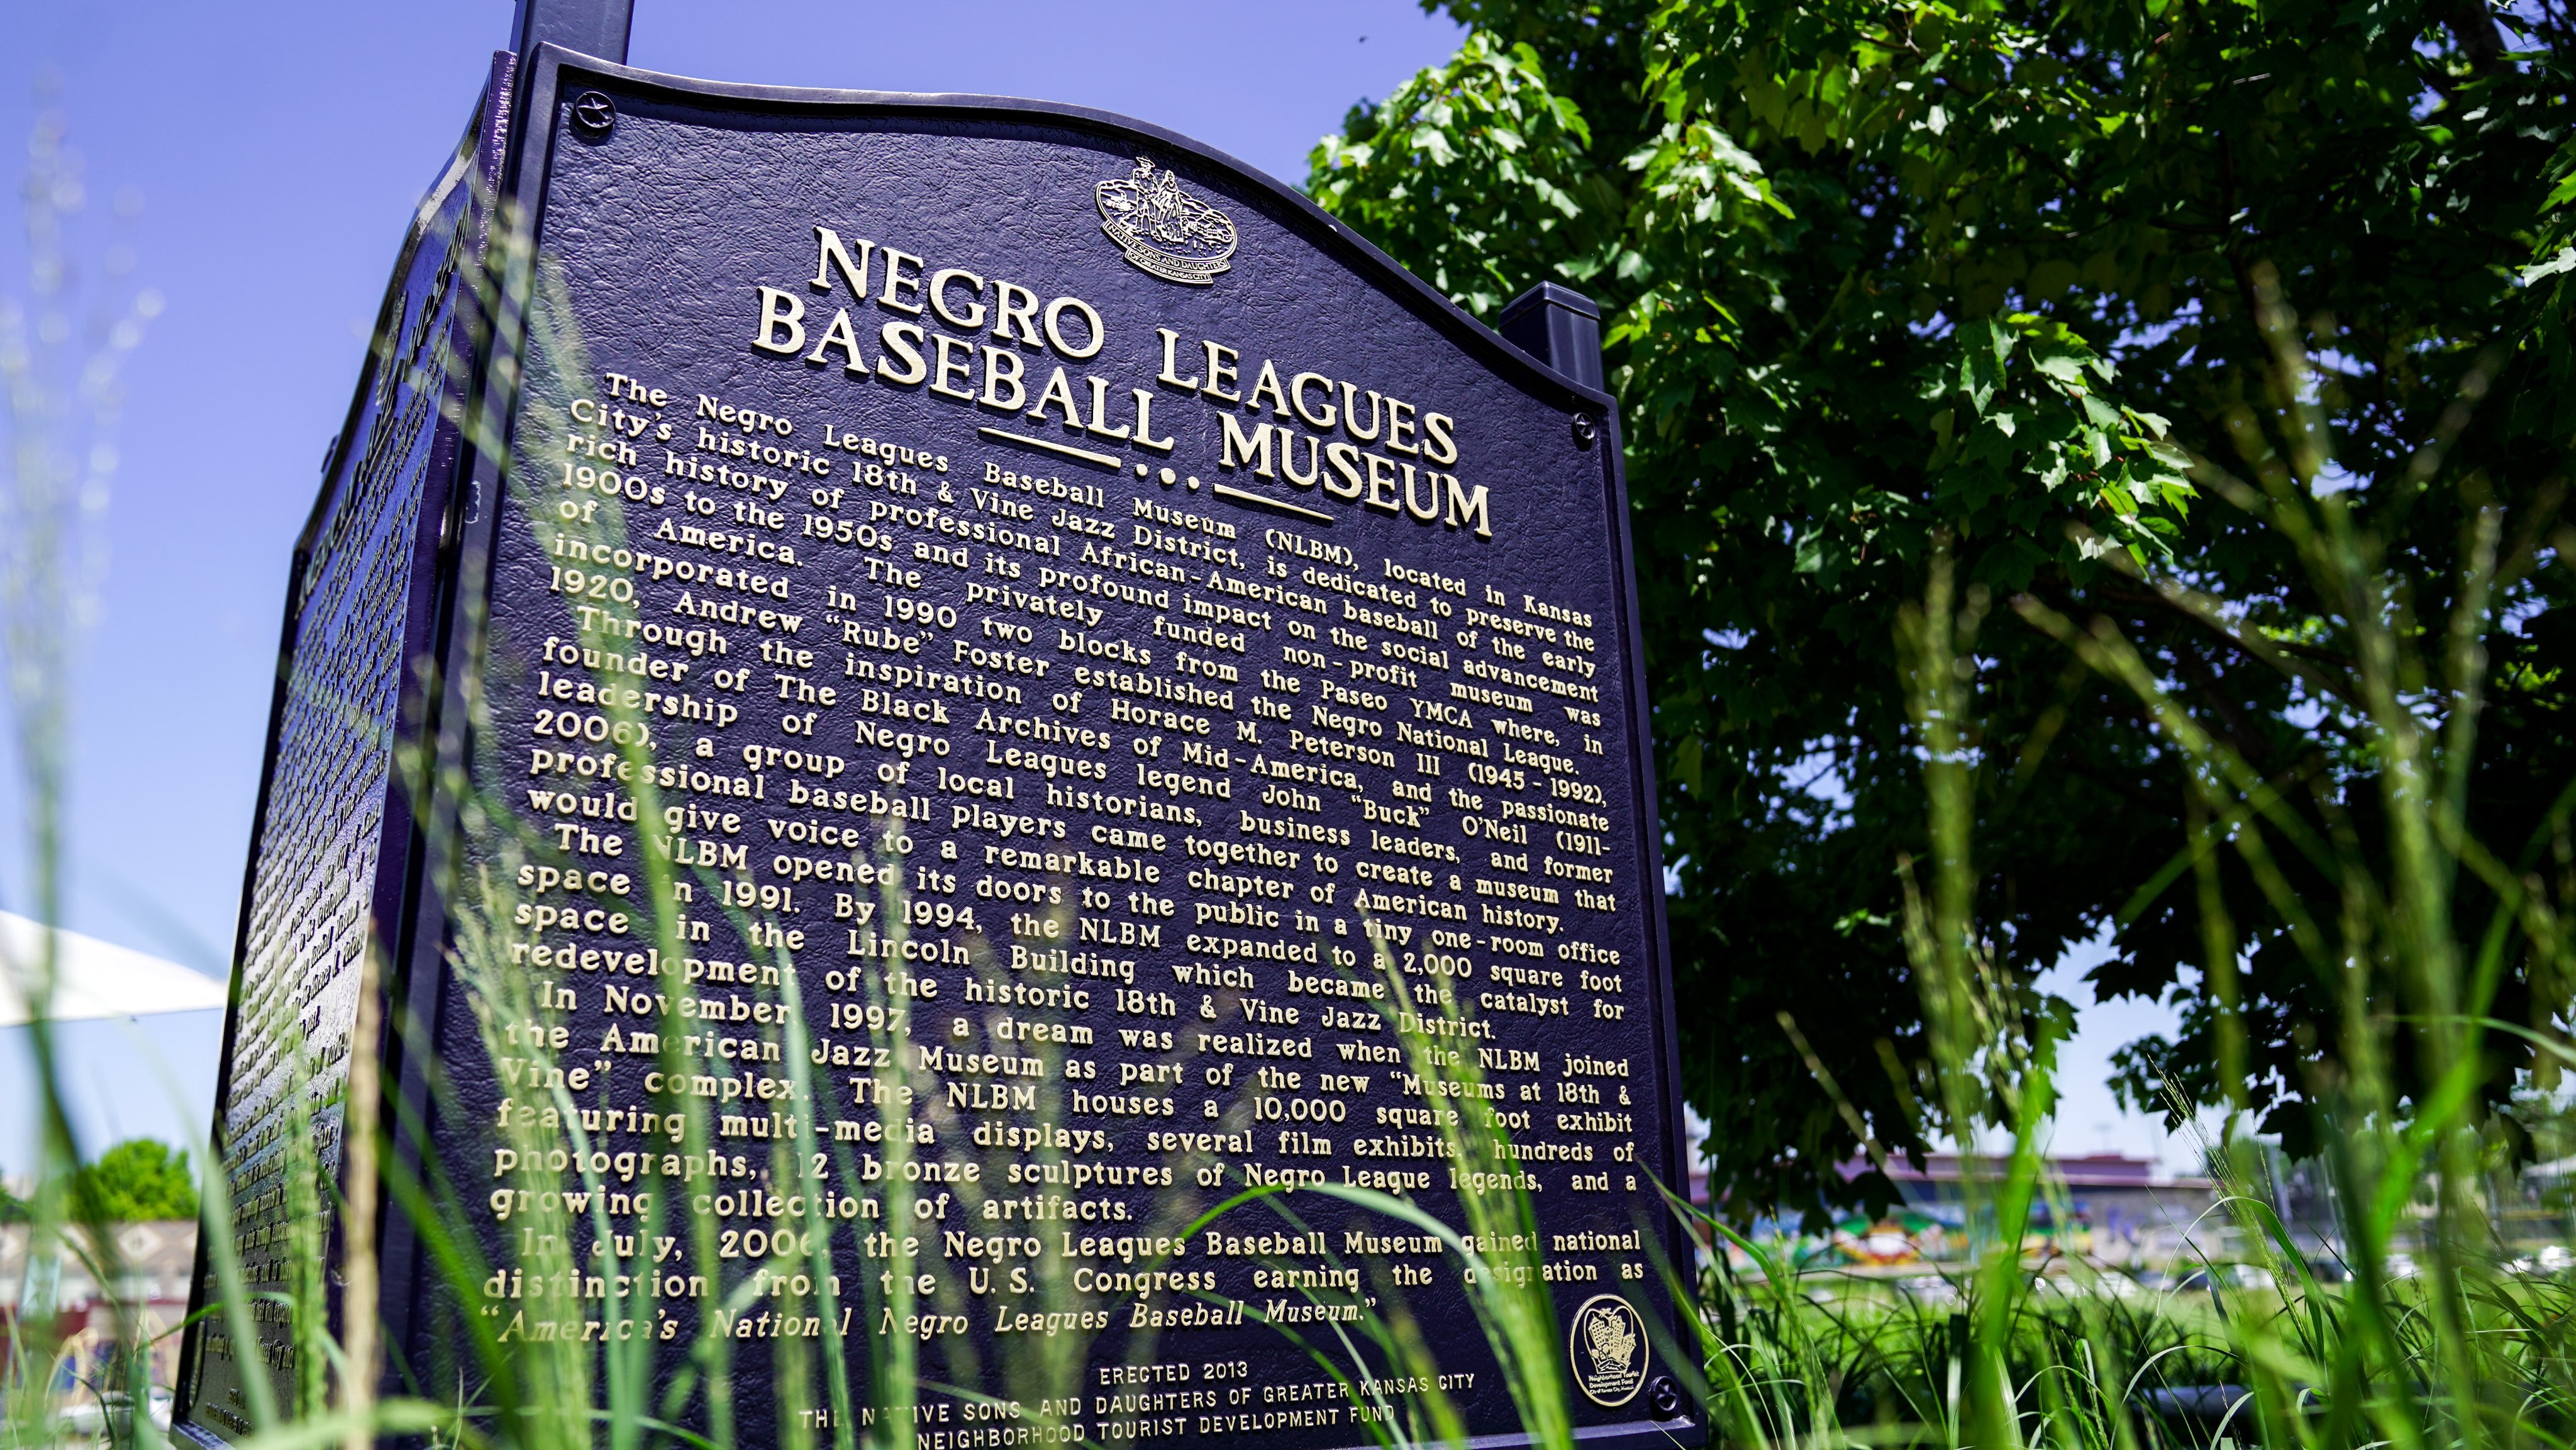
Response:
[180, 41, 1695, 1450]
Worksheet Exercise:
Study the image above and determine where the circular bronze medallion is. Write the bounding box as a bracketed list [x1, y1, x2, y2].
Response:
[1568, 1293, 1648, 1407]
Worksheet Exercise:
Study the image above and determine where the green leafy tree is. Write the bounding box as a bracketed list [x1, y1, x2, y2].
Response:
[1313, 0, 2575, 1222]
[73, 1137, 200, 1222]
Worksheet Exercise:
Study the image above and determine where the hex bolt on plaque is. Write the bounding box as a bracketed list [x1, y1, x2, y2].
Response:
[1572, 412, 1598, 447]
[571, 90, 617, 138]
[1648, 1377, 1683, 1419]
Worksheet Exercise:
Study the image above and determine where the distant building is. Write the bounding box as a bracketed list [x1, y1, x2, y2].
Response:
[1868, 1153, 2220, 1265]
[0, 1220, 197, 1390]
[1685, 1148, 2220, 1269]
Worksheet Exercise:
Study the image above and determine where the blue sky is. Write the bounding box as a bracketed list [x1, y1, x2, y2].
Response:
[0, 0, 2196, 1182]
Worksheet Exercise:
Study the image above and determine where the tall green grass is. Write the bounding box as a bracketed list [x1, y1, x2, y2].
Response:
[1, 102, 165, 1450]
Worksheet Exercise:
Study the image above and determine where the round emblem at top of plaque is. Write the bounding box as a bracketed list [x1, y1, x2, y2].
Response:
[1096, 158, 1238, 286]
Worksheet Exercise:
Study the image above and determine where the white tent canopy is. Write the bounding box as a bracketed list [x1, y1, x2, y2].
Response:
[0, 912, 229, 1027]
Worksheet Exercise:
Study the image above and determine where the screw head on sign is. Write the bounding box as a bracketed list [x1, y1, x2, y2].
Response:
[571, 91, 618, 138]
[1571, 413, 1597, 447]
[1648, 1377, 1683, 1419]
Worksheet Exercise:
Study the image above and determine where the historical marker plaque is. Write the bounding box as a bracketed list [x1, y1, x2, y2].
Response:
[180, 40, 1696, 1450]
